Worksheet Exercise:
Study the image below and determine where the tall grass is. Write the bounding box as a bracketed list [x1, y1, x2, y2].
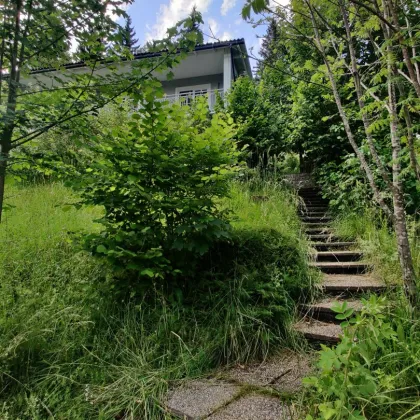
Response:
[0, 181, 312, 418]
[302, 208, 420, 419]
[333, 209, 420, 285]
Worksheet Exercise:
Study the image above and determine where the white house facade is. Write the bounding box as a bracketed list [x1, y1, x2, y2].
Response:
[26, 39, 252, 110]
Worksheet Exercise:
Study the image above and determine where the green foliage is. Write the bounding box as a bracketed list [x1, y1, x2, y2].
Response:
[227, 76, 287, 167]
[303, 296, 420, 420]
[333, 211, 420, 285]
[316, 155, 373, 214]
[9, 102, 132, 182]
[0, 181, 311, 418]
[316, 151, 420, 216]
[72, 95, 240, 286]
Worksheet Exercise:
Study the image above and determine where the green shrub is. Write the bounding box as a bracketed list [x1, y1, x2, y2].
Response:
[9, 103, 132, 183]
[303, 296, 420, 420]
[316, 156, 373, 214]
[316, 153, 420, 216]
[227, 76, 287, 167]
[0, 181, 312, 418]
[72, 97, 240, 286]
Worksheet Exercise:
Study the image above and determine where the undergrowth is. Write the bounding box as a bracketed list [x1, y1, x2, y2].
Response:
[302, 209, 420, 419]
[332, 210, 420, 285]
[0, 181, 312, 418]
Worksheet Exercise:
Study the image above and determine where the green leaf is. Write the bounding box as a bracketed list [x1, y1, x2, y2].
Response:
[319, 403, 338, 419]
[96, 245, 107, 254]
[141, 269, 155, 278]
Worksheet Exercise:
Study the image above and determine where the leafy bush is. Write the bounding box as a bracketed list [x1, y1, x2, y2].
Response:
[316, 151, 420, 216]
[227, 76, 287, 167]
[303, 296, 420, 420]
[9, 102, 132, 183]
[0, 181, 312, 418]
[315, 156, 373, 214]
[72, 96, 240, 286]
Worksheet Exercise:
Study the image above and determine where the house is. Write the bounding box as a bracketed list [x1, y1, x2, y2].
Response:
[26, 39, 252, 110]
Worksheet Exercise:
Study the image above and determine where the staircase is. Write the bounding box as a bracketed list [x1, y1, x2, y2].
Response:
[294, 187, 386, 344]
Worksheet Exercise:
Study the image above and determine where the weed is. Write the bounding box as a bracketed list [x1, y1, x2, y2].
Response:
[0, 181, 311, 418]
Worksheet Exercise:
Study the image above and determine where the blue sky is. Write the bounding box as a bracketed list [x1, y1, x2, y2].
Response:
[120, 0, 269, 71]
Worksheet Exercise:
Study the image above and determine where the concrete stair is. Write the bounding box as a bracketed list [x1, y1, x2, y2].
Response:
[300, 298, 363, 322]
[307, 233, 340, 242]
[295, 187, 386, 346]
[294, 318, 342, 343]
[315, 250, 363, 262]
[309, 261, 371, 274]
[301, 216, 333, 223]
[322, 274, 386, 293]
[311, 241, 357, 250]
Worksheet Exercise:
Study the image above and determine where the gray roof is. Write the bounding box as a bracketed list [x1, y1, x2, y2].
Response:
[30, 38, 250, 75]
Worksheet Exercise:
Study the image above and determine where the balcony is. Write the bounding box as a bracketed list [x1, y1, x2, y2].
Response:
[159, 88, 224, 111]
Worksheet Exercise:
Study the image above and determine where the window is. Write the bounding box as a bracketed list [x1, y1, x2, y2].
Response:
[175, 84, 211, 106]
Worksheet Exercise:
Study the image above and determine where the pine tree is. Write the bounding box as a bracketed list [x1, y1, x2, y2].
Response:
[258, 19, 280, 69]
[121, 16, 139, 50]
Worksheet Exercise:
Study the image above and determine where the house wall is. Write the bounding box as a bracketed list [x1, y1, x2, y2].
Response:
[160, 74, 223, 95]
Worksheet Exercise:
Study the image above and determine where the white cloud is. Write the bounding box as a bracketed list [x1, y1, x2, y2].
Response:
[220, 31, 233, 40]
[208, 17, 220, 37]
[147, 0, 213, 41]
[221, 0, 237, 16]
[106, 2, 131, 22]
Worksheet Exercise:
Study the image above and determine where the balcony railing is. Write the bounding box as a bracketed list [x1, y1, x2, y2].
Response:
[158, 89, 224, 111]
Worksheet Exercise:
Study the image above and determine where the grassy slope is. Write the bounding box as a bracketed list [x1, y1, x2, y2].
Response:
[0, 181, 312, 419]
[302, 210, 420, 419]
[333, 210, 420, 285]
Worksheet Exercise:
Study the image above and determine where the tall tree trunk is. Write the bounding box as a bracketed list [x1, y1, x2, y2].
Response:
[0, 152, 7, 223]
[402, 105, 420, 182]
[339, 0, 392, 189]
[388, 82, 417, 304]
[385, 0, 420, 98]
[305, 0, 393, 219]
[0, 0, 22, 222]
[384, 3, 418, 304]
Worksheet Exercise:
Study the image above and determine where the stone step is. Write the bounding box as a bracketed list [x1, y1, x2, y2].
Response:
[303, 206, 328, 210]
[306, 228, 332, 235]
[300, 197, 325, 203]
[307, 234, 340, 242]
[312, 241, 357, 250]
[302, 200, 328, 205]
[300, 211, 330, 217]
[299, 189, 322, 196]
[309, 261, 371, 274]
[300, 208, 329, 214]
[300, 298, 363, 322]
[301, 216, 333, 223]
[315, 250, 363, 262]
[322, 274, 386, 293]
[303, 222, 331, 227]
[294, 318, 342, 343]
[305, 227, 331, 235]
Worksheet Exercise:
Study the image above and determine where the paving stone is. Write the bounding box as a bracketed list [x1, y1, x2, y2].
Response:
[208, 394, 294, 420]
[322, 274, 386, 292]
[166, 380, 241, 419]
[303, 297, 363, 312]
[224, 349, 312, 393]
[294, 318, 342, 343]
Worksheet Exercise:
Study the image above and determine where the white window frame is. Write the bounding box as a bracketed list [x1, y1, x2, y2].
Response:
[175, 83, 212, 106]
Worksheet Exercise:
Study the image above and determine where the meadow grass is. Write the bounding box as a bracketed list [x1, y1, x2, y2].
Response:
[332, 210, 420, 286]
[0, 181, 312, 419]
[301, 208, 420, 419]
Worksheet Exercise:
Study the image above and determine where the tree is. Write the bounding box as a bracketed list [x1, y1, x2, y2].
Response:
[257, 18, 280, 71]
[0, 1, 203, 222]
[242, 0, 419, 304]
[120, 15, 139, 50]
